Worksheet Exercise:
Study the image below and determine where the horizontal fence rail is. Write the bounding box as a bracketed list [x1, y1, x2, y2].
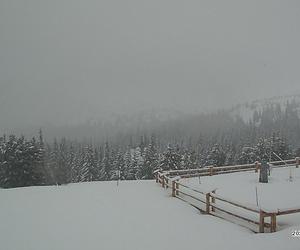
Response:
[166, 158, 299, 179]
[155, 157, 300, 233]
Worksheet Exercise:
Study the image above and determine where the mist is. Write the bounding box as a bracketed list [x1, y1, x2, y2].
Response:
[1, 0, 300, 131]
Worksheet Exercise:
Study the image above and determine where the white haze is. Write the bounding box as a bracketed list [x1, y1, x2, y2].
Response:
[1, 0, 300, 131]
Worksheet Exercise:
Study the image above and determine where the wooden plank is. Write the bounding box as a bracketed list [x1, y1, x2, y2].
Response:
[176, 190, 206, 204]
[276, 208, 300, 216]
[269, 159, 296, 165]
[210, 212, 259, 233]
[211, 194, 260, 213]
[178, 168, 256, 178]
[163, 158, 297, 179]
[177, 182, 206, 195]
[211, 204, 260, 226]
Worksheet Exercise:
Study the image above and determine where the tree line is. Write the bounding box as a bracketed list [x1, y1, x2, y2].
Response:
[1, 100, 300, 188]
[0, 131, 297, 189]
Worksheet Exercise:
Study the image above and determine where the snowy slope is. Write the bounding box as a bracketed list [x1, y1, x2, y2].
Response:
[0, 180, 299, 250]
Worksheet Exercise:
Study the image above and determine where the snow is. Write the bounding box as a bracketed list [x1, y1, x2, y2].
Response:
[0, 178, 299, 250]
[181, 166, 300, 232]
[182, 167, 300, 209]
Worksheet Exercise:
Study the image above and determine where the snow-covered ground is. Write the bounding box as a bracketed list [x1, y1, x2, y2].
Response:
[0, 176, 299, 250]
[181, 166, 300, 232]
[182, 166, 300, 209]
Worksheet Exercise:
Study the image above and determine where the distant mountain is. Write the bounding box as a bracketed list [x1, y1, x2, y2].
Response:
[5, 93, 300, 149]
[228, 94, 300, 122]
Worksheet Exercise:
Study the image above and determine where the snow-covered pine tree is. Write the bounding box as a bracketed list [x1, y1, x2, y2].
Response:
[84, 145, 99, 181]
[77, 146, 90, 182]
[139, 141, 158, 179]
[57, 138, 70, 184]
[3, 135, 23, 188]
[0, 134, 48, 188]
[123, 149, 134, 180]
[0, 135, 5, 186]
[160, 144, 181, 170]
[132, 147, 144, 179]
[68, 144, 79, 183]
[238, 146, 256, 164]
[101, 142, 111, 180]
[206, 144, 226, 167]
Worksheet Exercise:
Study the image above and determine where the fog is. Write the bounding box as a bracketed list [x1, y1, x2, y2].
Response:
[1, 0, 300, 130]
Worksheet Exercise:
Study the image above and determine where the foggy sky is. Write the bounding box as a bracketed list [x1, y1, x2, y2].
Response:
[1, 0, 300, 130]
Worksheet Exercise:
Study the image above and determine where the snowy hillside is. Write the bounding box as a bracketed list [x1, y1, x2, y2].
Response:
[1, 179, 299, 250]
[229, 94, 300, 122]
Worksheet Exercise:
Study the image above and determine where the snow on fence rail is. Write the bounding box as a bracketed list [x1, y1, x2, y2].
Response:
[166, 158, 299, 179]
[154, 157, 300, 233]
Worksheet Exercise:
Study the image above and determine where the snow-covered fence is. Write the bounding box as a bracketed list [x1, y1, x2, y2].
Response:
[164, 163, 257, 179]
[259, 207, 300, 233]
[156, 173, 274, 232]
[154, 157, 300, 233]
[164, 158, 299, 179]
[209, 192, 275, 233]
[268, 158, 297, 166]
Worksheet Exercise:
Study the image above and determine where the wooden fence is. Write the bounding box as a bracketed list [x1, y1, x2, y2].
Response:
[165, 157, 299, 179]
[155, 157, 300, 233]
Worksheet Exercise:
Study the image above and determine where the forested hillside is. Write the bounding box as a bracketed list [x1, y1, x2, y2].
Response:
[1, 96, 300, 188]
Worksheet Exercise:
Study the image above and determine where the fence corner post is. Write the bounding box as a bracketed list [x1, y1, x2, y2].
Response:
[259, 210, 265, 233]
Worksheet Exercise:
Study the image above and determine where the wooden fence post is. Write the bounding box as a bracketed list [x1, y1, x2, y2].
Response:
[259, 210, 265, 233]
[162, 175, 165, 188]
[255, 161, 260, 173]
[296, 157, 299, 168]
[156, 173, 159, 183]
[209, 166, 214, 176]
[270, 213, 277, 233]
[172, 181, 176, 197]
[206, 193, 211, 214]
[211, 190, 216, 212]
[166, 178, 169, 189]
[176, 182, 179, 195]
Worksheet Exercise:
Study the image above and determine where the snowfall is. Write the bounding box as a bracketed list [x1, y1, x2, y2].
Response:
[0, 167, 299, 250]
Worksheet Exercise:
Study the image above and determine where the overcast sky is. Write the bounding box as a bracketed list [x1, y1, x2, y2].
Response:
[1, 0, 300, 129]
